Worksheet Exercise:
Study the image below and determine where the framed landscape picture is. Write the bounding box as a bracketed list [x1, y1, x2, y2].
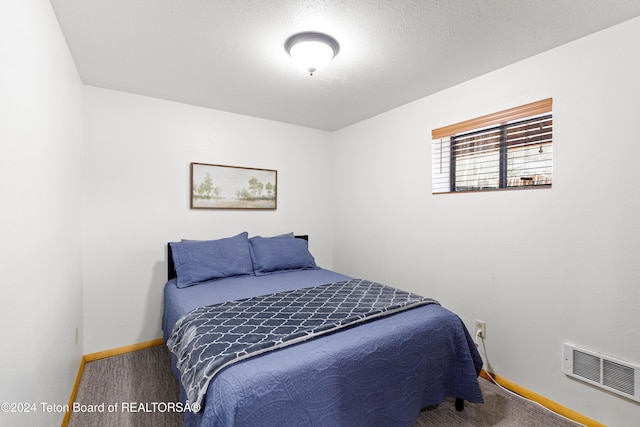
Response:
[190, 162, 277, 210]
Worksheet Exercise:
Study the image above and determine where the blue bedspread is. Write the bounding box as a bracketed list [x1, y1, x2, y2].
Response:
[167, 279, 440, 408]
[162, 269, 483, 427]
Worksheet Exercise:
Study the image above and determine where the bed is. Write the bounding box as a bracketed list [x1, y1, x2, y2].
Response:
[162, 232, 483, 427]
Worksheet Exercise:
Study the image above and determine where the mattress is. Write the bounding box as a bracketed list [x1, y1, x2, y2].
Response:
[162, 268, 483, 427]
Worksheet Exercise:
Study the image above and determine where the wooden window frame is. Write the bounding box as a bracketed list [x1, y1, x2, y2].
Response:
[432, 98, 553, 194]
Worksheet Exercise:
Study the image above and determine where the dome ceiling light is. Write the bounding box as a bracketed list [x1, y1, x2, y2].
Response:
[284, 32, 340, 76]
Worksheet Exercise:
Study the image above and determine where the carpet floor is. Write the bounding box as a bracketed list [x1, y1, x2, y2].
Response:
[68, 344, 583, 427]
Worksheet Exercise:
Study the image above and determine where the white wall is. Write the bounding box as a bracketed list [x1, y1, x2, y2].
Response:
[82, 87, 334, 353]
[331, 17, 640, 427]
[0, 1, 84, 426]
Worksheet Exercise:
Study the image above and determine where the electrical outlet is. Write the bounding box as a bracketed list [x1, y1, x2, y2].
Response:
[475, 320, 486, 339]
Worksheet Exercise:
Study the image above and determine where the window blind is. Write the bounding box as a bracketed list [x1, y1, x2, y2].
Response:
[432, 99, 552, 194]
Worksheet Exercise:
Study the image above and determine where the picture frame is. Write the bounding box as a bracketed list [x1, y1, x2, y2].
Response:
[190, 162, 277, 210]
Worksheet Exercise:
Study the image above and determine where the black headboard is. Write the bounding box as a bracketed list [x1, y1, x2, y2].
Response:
[167, 235, 309, 281]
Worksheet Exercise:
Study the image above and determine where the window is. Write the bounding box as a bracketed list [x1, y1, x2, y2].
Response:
[432, 98, 552, 194]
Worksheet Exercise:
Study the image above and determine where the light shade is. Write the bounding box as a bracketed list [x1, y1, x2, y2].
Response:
[285, 32, 340, 76]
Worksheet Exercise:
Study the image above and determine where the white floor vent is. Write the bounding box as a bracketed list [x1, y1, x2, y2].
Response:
[563, 343, 640, 402]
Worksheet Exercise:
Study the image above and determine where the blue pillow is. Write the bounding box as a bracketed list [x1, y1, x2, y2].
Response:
[249, 235, 318, 275]
[170, 232, 254, 288]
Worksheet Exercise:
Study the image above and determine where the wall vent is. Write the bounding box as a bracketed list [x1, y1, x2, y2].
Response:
[563, 343, 640, 402]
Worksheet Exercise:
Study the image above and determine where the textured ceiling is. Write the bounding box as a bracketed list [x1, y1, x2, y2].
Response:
[50, 0, 640, 131]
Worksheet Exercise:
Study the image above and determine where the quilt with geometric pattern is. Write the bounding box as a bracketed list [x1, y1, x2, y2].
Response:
[167, 278, 439, 408]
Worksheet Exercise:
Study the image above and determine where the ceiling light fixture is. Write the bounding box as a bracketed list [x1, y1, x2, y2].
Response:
[284, 32, 340, 76]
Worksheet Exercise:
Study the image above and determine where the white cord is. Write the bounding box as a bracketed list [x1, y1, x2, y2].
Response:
[476, 334, 587, 427]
